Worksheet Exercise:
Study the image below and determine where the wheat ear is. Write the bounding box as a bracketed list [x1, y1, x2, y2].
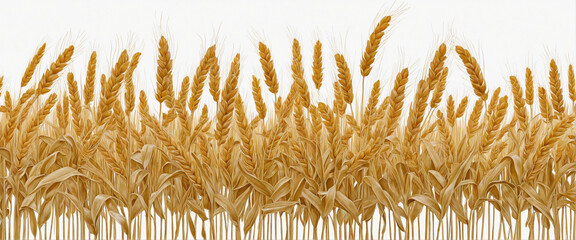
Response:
[155, 36, 175, 107]
[360, 15, 391, 77]
[21, 43, 46, 88]
[456, 45, 488, 100]
[96, 50, 130, 125]
[84, 51, 97, 106]
[549, 59, 565, 118]
[258, 42, 279, 95]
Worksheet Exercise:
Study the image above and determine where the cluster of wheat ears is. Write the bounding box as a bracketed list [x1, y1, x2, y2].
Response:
[0, 15, 575, 240]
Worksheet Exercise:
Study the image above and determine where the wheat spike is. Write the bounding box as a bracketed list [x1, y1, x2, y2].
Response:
[525, 67, 534, 106]
[124, 52, 141, 115]
[404, 79, 430, 160]
[333, 80, 346, 116]
[36, 45, 75, 96]
[385, 68, 409, 136]
[84, 51, 97, 106]
[292, 39, 310, 108]
[18, 93, 58, 159]
[1, 92, 19, 144]
[549, 59, 565, 118]
[335, 53, 354, 105]
[318, 102, 341, 161]
[530, 114, 575, 180]
[67, 72, 82, 136]
[96, 50, 129, 125]
[258, 42, 279, 95]
[568, 65, 576, 103]
[155, 36, 175, 107]
[252, 75, 267, 120]
[21, 43, 46, 88]
[430, 67, 448, 109]
[487, 87, 501, 116]
[216, 54, 240, 146]
[426, 43, 447, 91]
[455, 96, 469, 119]
[456, 45, 488, 100]
[538, 87, 552, 121]
[312, 40, 324, 90]
[360, 15, 391, 77]
[235, 95, 253, 164]
[467, 99, 484, 136]
[509, 76, 528, 131]
[362, 80, 381, 127]
[446, 95, 456, 126]
[188, 46, 215, 116]
[209, 54, 221, 102]
[480, 96, 508, 153]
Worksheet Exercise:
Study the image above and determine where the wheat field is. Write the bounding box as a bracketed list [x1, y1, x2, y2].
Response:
[0, 14, 575, 240]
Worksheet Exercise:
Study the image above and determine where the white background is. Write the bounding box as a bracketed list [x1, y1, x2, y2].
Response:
[0, 0, 574, 116]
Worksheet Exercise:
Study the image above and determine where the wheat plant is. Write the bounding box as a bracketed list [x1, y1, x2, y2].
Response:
[0, 15, 575, 240]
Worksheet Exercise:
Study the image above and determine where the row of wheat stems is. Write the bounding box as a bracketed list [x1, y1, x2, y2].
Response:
[0, 15, 576, 240]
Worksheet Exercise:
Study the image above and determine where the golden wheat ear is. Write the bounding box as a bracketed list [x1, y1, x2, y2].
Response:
[155, 36, 175, 108]
[258, 42, 279, 96]
[216, 53, 240, 147]
[189, 46, 215, 116]
[67, 72, 82, 137]
[456, 45, 488, 101]
[360, 15, 391, 78]
[84, 51, 97, 106]
[549, 59, 565, 119]
[312, 40, 324, 91]
[292, 39, 310, 109]
[124, 52, 141, 115]
[36, 45, 75, 96]
[334, 53, 353, 106]
[385, 68, 409, 136]
[21, 43, 46, 88]
[96, 50, 130, 126]
[252, 75, 267, 120]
